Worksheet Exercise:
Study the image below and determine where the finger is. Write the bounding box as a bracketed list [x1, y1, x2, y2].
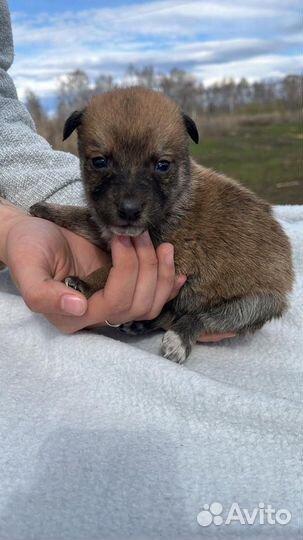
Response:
[168, 274, 187, 301]
[72, 235, 139, 328]
[128, 231, 159, 317]
[12, 253, 87, 317]
[142, 243, 177, 320]
[197, 332, 237, 343]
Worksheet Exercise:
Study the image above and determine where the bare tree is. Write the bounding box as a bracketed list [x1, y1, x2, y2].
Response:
[25, 90, 46, 129]
[57, 69, 91, 116]
[94, 74, 115, 95]
[282, 75, 302, 110]
[160, 69, 201, 115]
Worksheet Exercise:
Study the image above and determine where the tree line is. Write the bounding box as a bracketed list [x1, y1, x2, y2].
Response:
[25, 67, 302, 152]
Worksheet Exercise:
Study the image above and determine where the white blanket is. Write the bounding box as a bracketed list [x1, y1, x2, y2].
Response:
[0, 205, 302, 540]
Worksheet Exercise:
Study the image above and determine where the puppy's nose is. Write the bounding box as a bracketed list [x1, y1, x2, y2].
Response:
[118, 199, 142, 222]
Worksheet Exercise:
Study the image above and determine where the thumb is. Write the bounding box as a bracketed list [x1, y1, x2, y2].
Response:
[11, 259, 87, 317]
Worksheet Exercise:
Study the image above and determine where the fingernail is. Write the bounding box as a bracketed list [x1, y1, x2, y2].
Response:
[61, 295, 86, 316]
[117, 235, 131, 247]
[136, 231, 151, 247]
[165, 246, 174, 265]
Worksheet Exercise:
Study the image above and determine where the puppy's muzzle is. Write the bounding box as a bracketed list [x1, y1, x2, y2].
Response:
[117, 198, 144, 223]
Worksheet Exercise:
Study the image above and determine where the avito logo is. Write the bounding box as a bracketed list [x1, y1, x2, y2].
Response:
[197, 502, 292, 527]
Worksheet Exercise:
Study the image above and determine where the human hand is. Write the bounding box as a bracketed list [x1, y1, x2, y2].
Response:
[0, 200, 237, 341]
[0, 202, 186, 333]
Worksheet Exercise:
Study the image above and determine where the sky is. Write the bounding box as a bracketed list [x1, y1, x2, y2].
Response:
[8, 0, 302, 107]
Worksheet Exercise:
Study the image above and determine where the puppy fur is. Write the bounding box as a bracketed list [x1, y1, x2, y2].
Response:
[30, 87, 294, 363]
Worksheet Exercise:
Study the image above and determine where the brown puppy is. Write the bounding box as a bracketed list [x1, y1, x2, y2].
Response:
[30, 87, 294, 363]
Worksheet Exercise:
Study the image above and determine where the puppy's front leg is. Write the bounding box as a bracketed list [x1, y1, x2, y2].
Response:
[30, 202, 110, 299]
[30, 202, 101, 246]
[65, 265, 111, 299]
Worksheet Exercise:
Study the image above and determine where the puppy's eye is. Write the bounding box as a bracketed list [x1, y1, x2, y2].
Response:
[155, 160, 171, 173]
[92, 156, 108, 169]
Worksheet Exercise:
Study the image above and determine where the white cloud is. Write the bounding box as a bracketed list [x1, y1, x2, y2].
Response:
[11, 0, 297, 45]
[9, 0, 302, 100]
[192, 54, 303, 86]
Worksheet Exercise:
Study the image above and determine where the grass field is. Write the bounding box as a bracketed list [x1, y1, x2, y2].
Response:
[190, 120, 303, 204]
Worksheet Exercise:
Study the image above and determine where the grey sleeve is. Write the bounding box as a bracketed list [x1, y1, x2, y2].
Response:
[0, 0, 84, 209]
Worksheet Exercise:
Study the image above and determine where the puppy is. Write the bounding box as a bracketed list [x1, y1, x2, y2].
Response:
[30, 87, 294, 363]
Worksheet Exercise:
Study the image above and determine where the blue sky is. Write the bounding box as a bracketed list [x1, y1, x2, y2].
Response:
[8, 0, 302, 104]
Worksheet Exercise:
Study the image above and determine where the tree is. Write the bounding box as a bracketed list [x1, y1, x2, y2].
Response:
[160, 69, 201, 115]
[94, 74, 115, 95]
[282, 75, 302, 109]
[57, 69, 91, 116]
[25, 90, 46, 129]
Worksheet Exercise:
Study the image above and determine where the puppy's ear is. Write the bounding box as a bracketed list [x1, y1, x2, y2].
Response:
[63, 110, 83, 141]
[182, 113, 199, 144]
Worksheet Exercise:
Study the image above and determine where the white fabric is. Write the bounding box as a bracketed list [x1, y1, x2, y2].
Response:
[0, 205, 302, 539]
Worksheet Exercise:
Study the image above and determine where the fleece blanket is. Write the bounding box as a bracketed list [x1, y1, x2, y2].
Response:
[0, 204, 302, 540]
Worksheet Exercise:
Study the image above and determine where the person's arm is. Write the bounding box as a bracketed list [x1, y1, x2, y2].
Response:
[0, 0, 82, 208]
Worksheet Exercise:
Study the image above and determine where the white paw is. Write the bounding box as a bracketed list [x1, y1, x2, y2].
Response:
[161, 330, 187, 364]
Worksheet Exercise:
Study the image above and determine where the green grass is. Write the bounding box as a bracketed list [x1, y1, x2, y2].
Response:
[190, 121, 303, 204]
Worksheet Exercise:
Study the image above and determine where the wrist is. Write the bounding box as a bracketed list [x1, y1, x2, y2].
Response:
[0, 198, 28, 265]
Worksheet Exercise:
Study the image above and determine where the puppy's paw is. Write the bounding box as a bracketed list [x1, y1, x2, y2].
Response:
[29, 202, 52, 219]
[65, 276, 92, 298]
[120, 321, 147, 335]
[161, 330, 188, 364]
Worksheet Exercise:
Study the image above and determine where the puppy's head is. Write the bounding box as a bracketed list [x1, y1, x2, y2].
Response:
[63, 87, 199, 236]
